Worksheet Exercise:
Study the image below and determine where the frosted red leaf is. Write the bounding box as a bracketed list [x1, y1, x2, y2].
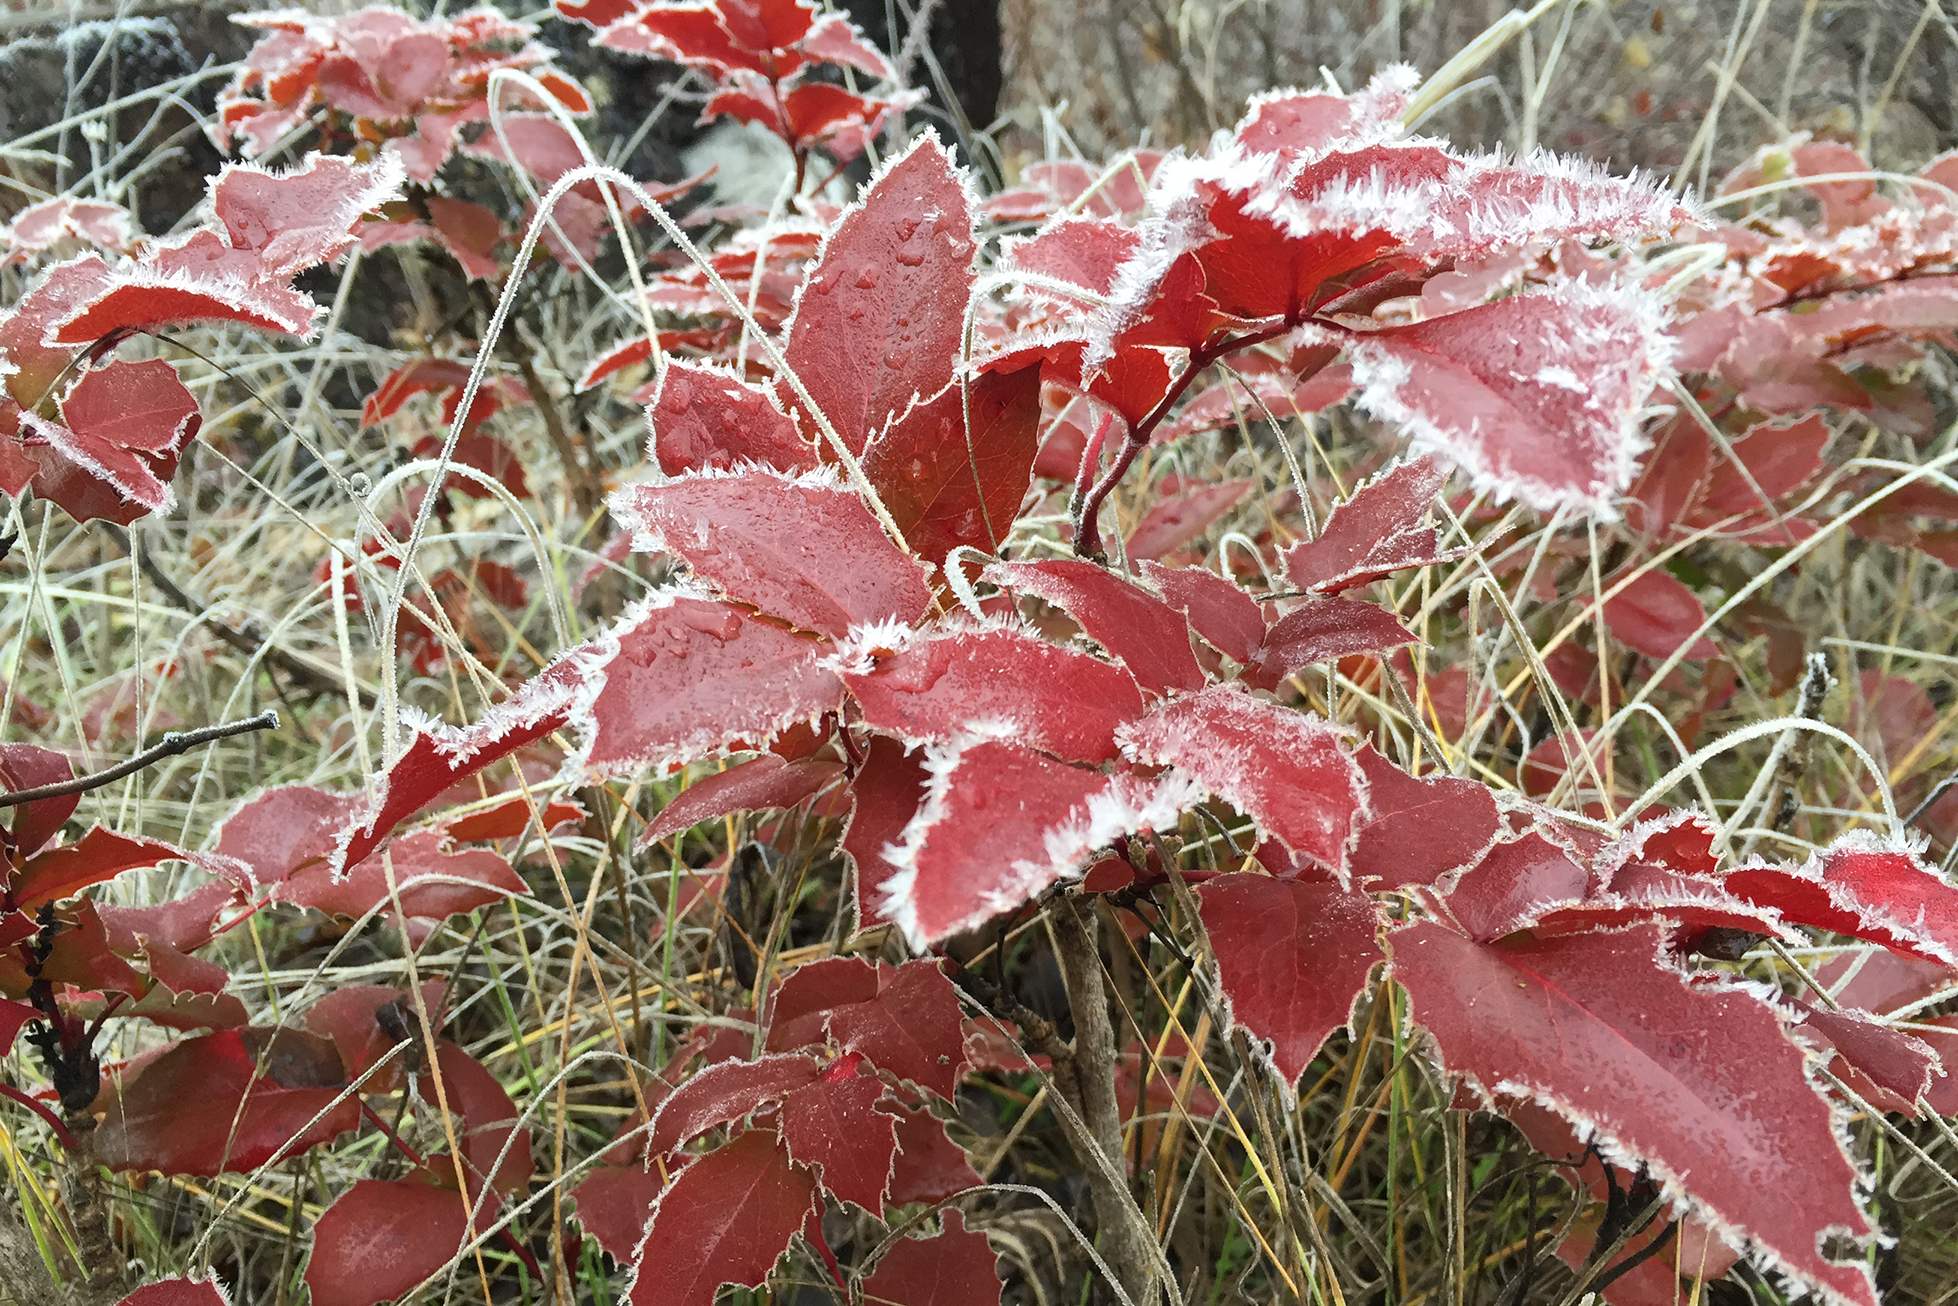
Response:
[1197, 873, 1383, 1088]
[612, 469, 932, 638]
[438, 793, 583, 843]
[1233, 68, 1419, 156]
[643, 755, 842, 847]
[1139, 560, 1267, 663]
[648, 1054, 822, 1157]
[1347, 745, 1501, 890]
[576, 593, 843, 776]
[573, 1163, 661, 1261]
[1797, 1004, 1938, 1115]
[210, 154, 409, 279]
[987, 558, 1205, 695]
[464, 114, 586, 186]
[1005, 217, 1142, 297]
[1281, 458, 1460, 594]
[0, 743, 79, 857]
[628, 1131, 819, 1306]
[1438, 833, 1591, 941]
[887, 1100, 982, 1204]
[645, 361, 815, 475]
[862, 367, 1045, 563]
[280, 829, 526, 924]
[1528, 863, 1788, 950]
[4, 196, 132, 259]
[1394, 923, 1878, 1306]
[777, 132, 976, 453]
[1728, 836, 1958, 966]
[841, 737, 928, 933]
[1694, 413, 1830, 524]
[777, 1070, 897, 1210]
[799, 12, 893, 77]
[843, 625, 1145, 764]
[1603, 570, 1717, 659]
[95, 1028, 359, 1176]
[1342, 279, 1673, 514]
[763, 958, 970, 1099]
[1119, 686, 1366, 877]
[26, 359, 200, 519]
[96, 882, 238, 957]
[9, 826, 218, 911]
[111, 1277, 230, 1306]
[213, 784, 357, 886]
[1243, 594, 1418, 691]
[882, 738, 1193, 948]
[304, 1179, 468, 1306]
[0, 900, 142, 996]
[1126, 479, 1252, 560]
[1816, 949, 1958, 1018]
[861, 1210, 1001, 1306]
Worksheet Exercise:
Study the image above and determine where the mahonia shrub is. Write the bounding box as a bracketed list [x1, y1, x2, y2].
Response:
[4, 3, 1958, 1306]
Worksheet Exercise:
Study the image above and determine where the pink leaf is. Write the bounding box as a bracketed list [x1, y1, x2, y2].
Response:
[987, 558, 1205, 695]
[612, 469, 932, 638]
[777, 132, 975, 454]
[1233, 70, 1417, 155]
[841, 737, 929, 933]
[628, 1131, 818, 1306]
[1197, 873, 1383, 1087]
[1243, 595, 1418, 691]
[1139, 561, 1267, 663]
[764, 958, 971, 1099]
[112, 1277, 230, 1306]
[882, 737, 1192, 948]
[643, 755, 843, 847]
[1281, 457, 1461, 594]
[303, 1179, 468, 1306]
[862, 367, 1045, 564]
[777, 1070, 897, 1210]
[1118, 686, 1366, 878]
[215, 784, 357, 884]
[1394, 923, 1878, 1306]
[648, 1054, 823, 1157]
[1004, 217, 1142, 297]
[211, 154, 409, 280]
[844, 626, 1145, 764]
[1343, 279, 1672, 513]
[1126, 479, 1252, 560]
[861, 1210, 1001, 1306]
[645, 361, 814, 475]
[1346, 744, 1502, 890]
[1603, 571, 1716, 659]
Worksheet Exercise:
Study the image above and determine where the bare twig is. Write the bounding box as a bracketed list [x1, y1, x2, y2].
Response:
[0, 711, 280, 809]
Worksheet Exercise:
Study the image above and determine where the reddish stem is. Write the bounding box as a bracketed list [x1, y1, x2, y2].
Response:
[806, 1216, 850, 1296]
[1072, 321, 1300, 561]
[0, 1082, 79, 1148]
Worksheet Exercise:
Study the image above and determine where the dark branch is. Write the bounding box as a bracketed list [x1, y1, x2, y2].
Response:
[0, 711, 280, 809]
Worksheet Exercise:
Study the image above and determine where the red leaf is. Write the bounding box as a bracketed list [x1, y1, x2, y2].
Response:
[648, 1054, 822, 1157]
[426, 196, 504, 282]
[0, 998, 37, 1057]
[1118, 686, 1365, 877]
[628, 1131, 819, 1306]
[612, 469, 932, 638]
[644, 755, 843, 847]
[886, 1100, 982, 1204]
[1233, 71, 1416, 155]
[96, 881, 238, 956]
[1197, 873, 1383, 1087]
[1347, 744, 1502, 890]
[1393, 923, 1878, 1306]
[572, 1163, 661, 1261]
[1726, 834, 1958, 965]
[1797, 1003, 1938, 1114]
[304, 1178, 468, 1306]
[987, 558, 1205, 695]
[881, 738, 1191, 947]
[10, 826, 213, 910]
[426, 1042, 533, 1196]
[844, 626, 1145, 764]
[778, 132, 975, 455]
[1126, 479, 1251, 560]
[863, 367, 1045, 563]
[215, 784, 356, 884]
[1343, 279, 1671, 513]
[1603, 571, 1716, 660]
[645, 361, 814, 475]
[1004, 217, 1141, 297]
[1281, 458, 1461, 594]
[1695, 413, 1830, 522]
[280, 830, 526, 924]
[777, 1070, 897, 1210]
[1243, 595, 1418, 691]
[765, 958, 970, 1098]
[112, 1277, 230, 1306]
[302, 982, 445, 1090]
[1139, 561, 1267, 663]
[440, 794, 585, 843]
[861, 1210, 1001, 1306]
[40, 359, 201, 515]
[1438, 833, 1590, 941]
[0, 743, 79, 858]
[841, 737, 929, 933]
[95, 1028, 359, 1176]
[210, 153, 408, 280]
